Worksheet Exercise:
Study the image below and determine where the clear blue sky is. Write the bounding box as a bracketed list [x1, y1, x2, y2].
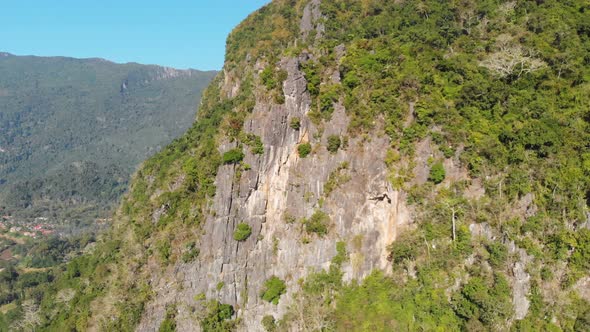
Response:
[1, 0, 270, 70]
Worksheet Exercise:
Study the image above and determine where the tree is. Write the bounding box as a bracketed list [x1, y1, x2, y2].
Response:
[222, 149, 245, 164]
[262, 315, 277, 332]
[479, 34, 546, 78]
[327, 135, 341, 153]
[428, 162, 446, 184]
[298, 143, 312, 158]
[290, 117, 301, 130]
[304, 210, 330, 236]
[261, 276, 287, 304]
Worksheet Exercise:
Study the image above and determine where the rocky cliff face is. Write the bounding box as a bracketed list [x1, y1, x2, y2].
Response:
[136, 3, 411, 330]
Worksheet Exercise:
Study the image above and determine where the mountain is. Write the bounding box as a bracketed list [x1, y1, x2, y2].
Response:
[0, 54, 216, 227]
[2, 0, 590, 330]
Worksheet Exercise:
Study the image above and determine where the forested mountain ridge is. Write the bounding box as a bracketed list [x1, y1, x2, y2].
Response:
[0, 53, 216, 225]
[1, 0, 589, 331]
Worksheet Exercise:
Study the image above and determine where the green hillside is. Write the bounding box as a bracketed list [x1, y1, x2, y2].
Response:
[0, 54, 216, 225]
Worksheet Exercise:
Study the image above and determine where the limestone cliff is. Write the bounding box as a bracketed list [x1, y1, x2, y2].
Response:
[136, 2, 411, 330]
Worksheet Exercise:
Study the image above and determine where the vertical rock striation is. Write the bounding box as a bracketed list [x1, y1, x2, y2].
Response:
[135, 3, 413, 330]
[137, 52, 411, 332]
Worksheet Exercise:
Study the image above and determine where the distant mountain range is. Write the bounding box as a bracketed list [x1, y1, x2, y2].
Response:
[0, 53, 216, 227]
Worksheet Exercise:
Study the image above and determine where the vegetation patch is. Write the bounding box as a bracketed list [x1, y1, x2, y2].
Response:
[283, 213, 296, 224]
[304, 210, 330, 237]
[157, 239, 172, 264]
[260, 65, 288, 104]
[233, 223, 252, 241]
[387, 232, 418, 264]
[323, 162, 351, 197]
[241, 133, 264, 155]
[261, 315, 277, 332]
[158, 305, 177, 332]
[297, 143, 312, 158]
[485, 242, 508, 268]
[222, 149, 245, 165]
[201, 301, 236, 332]
[318, 85, 341, 119]
[428, 162, 446, 184]
[289, 117, 301, 130]
[327, 135, 342, 154]
[181, 242, 200, 263]
[261, 276, 287, 305]
[301, 61, 320, 98]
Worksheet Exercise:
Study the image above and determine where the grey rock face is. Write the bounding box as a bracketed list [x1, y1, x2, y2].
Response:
[575, 276, 590, 302]
[512, 261, 531, 320]
[469, 222, 495, 241]
[300, 0, 324, 40]
[508, 241, 533, 320]
[516, 193, 538, 218]
[135, 3, 411, 331]
[136, 51, 411, 331]
[469, 226, 533, 321]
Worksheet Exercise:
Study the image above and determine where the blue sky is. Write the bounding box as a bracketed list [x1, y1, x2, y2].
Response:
[1, 0, 270, 70]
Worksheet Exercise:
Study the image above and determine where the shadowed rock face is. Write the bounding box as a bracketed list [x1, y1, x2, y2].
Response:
[135, 3, 411, 330]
